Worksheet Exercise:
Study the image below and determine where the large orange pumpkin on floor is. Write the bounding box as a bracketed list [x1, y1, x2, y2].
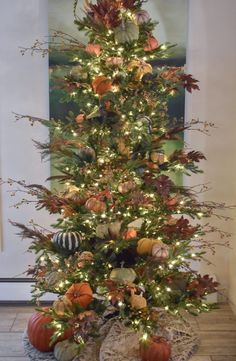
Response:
[65, 282, 93, 309]
[27, 311, 73, 352]
[140, 336, 171, 361]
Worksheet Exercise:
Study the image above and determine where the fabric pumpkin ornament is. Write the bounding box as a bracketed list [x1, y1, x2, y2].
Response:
[65, 282, 93, 309]
[27, 311, 72, 352]
[45, 271, 66, 289]
[66, 188, 90, 206]
[150, 152, 167, 165]
[54, 339, 78, 361]
[96, 223, 109, 238]
[108, 221, 122, 239]
[130, 290, 147, 310]
[53, 297, 73, 317]
[85, 43, 101, 56]
[123, 228, 137, 240]
[70, 65, 88, 81]
[110, 267, 136, 283]
[53, 231, 82, 253]
[77, 251, 94, 268]
[85, 197, 107, 213]
[140, 336, 171, 361]
[144, 35, 159, 52]
[96, 221, 121, 239]
[116, 137, 130, 156]
[137, 238, 161, 255]
[92, 75, 112, 95]
[77, 147, 96, 163]
[127, 59, 152, 81]
[166, 197, 178, 207]
[118, 180, 136, 194]
[114, 21, 139, 44]
[106, 56, 124, 66]
[135, 10, 150, 24]
[152, 242, 170, 260]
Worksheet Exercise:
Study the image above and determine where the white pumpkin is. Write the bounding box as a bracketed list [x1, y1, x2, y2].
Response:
[110, 268, 136, 283]
[152, 242, 169, 260]
[54, 339, 78, 361]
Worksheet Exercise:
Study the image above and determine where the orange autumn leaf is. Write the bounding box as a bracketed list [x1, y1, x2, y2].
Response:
[144, 35, 159, 52]
[75, 113, 85, 124]
[92, 75, 112, 95]
[86, 43, 102, 56]
[127, 59, 152, 81]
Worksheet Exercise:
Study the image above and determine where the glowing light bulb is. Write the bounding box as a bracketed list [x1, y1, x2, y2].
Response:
[161, 44, 167, 50]
[197, 212, 204, 218]
[142, 333, 148, 341]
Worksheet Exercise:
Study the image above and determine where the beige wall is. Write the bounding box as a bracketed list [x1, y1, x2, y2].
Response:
[0, 0, 50, 282]
[186, 0, 236, 309]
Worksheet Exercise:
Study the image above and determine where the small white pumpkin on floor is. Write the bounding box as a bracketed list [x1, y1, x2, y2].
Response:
[54, 339, 78, 361]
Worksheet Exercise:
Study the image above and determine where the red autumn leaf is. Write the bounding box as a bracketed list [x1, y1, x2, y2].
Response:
[85, 0, 121, 29]
[187, 274, 219, 298]
[162, 216, 197, 239]
[180, 74, 200, 93]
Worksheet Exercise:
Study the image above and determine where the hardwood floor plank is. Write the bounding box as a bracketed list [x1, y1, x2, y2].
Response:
[0, 333, 25, 357]
[0, 358, 28, 361]
[0, 306, 35, 314]
[0, 313, 17, 332]
[181, 312, 200, 330]
[11, 313, 33, 332]
[197, 317, 236, 331]
[190, 357, 212, 361]
[211, 357, 236, 361]
[197, 331, 236, 356]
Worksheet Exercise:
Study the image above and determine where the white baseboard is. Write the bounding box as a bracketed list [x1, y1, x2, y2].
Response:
[0, 281, 56, 302]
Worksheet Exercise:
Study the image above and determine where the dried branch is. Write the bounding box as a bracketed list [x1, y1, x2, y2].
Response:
[13, 112, 51, 127]
[9, 221, 50, 243]
[19, 31, 85, 57]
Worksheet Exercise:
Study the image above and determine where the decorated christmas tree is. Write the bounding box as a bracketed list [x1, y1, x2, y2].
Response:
[4, 0, 231, 360]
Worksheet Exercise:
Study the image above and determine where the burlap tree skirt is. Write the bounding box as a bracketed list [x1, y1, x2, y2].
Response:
[23, 312, 199, 361]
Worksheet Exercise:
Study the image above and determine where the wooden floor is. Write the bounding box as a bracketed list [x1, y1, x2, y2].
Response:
[0, 304, 235, 361]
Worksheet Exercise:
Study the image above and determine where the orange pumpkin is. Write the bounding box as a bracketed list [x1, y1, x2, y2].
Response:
[65, 282, 93, 309]
[118, 180, 136, 194]
[140, 336, 171, 361]
[27, 311, 72, 352]
[123, 228, 137, 240]
[85, 197, 107, 213]
[92, 76, 112, 95]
